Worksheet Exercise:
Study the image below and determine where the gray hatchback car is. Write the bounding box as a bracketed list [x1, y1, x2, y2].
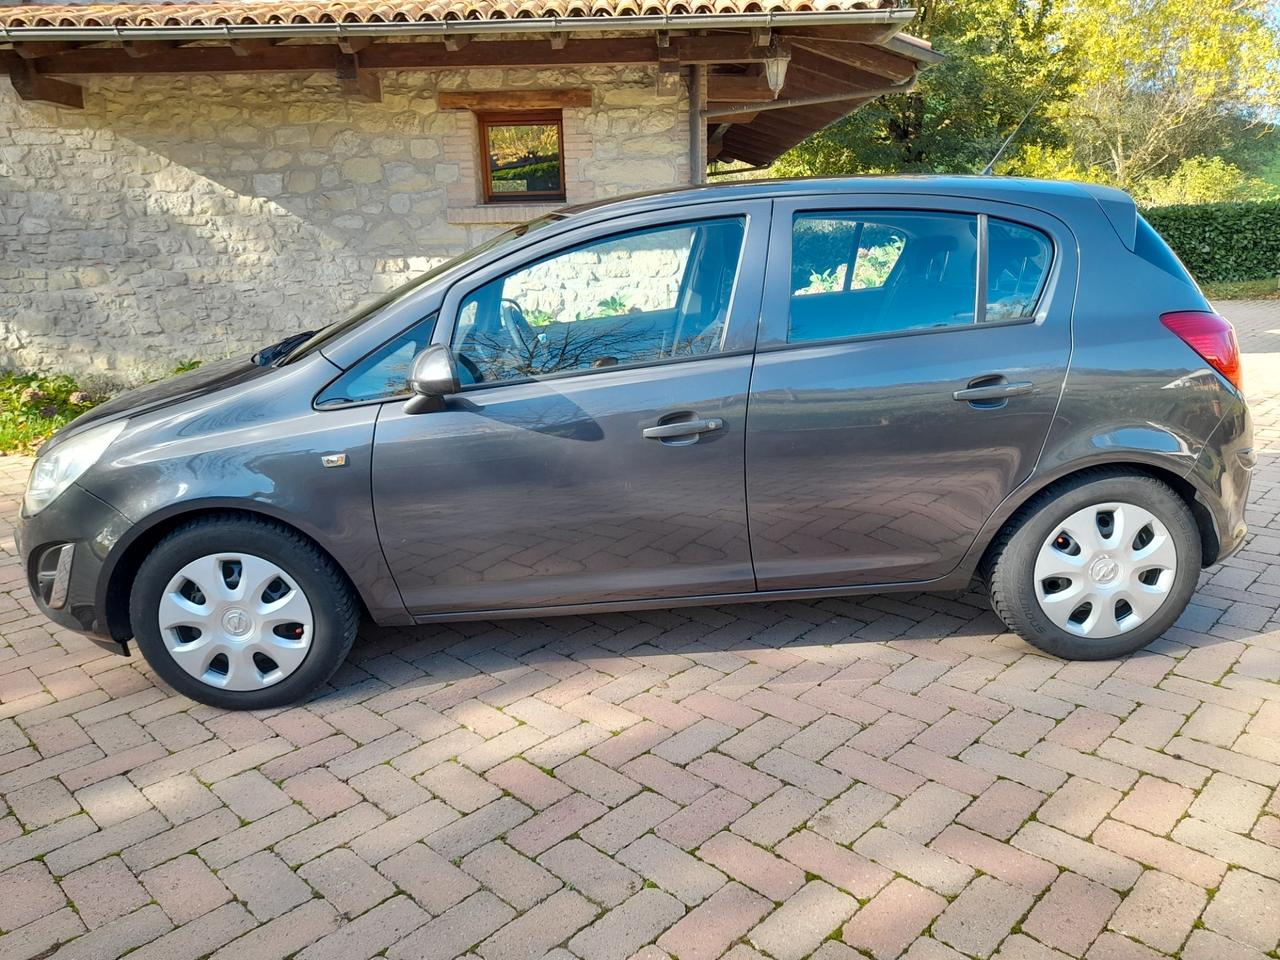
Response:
[17, 177, 1253, 709]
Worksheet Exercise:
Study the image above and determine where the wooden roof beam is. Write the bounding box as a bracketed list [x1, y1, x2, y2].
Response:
[707, 68, 776, 103]
[7, 56, 82, 107]
[32, 35, 781, 77]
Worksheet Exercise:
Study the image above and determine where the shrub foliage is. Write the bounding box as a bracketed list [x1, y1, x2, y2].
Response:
[1144, 200, 1280, 283]
[0, 372, 101, 454]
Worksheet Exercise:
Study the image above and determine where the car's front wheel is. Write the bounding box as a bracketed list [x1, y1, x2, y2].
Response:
[985, 470, 1201, 660]
[129, 515, 359, 709]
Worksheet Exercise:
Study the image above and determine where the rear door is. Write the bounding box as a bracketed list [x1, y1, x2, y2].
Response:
[746, 194, 1077, 589]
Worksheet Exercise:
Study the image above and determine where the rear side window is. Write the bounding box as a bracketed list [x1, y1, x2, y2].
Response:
[789, 211, 978, 343]
[986, 219, 1053, 321]
[787, 211, 1054, 344]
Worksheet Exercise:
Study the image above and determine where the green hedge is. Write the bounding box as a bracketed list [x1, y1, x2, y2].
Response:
[1143, 200, 1280, 283]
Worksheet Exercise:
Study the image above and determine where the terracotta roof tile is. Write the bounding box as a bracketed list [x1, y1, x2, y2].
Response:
[0, 0, 900, 28]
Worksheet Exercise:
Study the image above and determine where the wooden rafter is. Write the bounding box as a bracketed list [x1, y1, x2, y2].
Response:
[229, 37, 277, 57]
[5, 56, 82, 108]
[789, 36, 915, 82]
[337, 36, 372, 55]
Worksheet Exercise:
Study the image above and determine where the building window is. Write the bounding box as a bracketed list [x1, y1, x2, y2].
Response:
[478, 111, 565, 203]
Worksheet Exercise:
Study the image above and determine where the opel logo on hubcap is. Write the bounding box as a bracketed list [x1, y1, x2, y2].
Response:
[221, 608, 252, 637]
[1090, 556, 1121, 585]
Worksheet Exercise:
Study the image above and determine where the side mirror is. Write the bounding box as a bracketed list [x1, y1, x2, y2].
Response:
[404, 344, 461, 415]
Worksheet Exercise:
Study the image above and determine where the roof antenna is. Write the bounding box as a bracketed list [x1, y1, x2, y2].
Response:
[980, 77, 1058, 175]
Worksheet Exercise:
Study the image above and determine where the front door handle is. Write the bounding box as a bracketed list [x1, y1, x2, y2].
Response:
[953, 378, 1035, 402]
[643, 417, 724, 440]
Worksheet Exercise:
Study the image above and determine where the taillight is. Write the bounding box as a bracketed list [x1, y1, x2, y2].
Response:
[1160, 310, 1243, 391]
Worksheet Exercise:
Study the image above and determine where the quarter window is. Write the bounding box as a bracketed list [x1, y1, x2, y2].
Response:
[789, 211, 979, 343]
[986, 218, 1053, 321]
[316, 315, 436, 406]
[452, 218, 746, 386]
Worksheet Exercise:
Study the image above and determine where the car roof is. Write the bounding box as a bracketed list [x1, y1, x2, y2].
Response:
[560, 175, 1131, 224]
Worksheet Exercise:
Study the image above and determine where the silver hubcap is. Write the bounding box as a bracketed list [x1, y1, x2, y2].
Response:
[158, 553, 314, 691]
[1034, 502, 1178, 640]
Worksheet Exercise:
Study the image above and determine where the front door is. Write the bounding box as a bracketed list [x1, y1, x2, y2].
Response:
[746, 195, 1077, 589]
[373, 201, 770, 615]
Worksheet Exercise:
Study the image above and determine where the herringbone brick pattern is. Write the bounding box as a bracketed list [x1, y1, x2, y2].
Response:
[1, 300, 1278, 960]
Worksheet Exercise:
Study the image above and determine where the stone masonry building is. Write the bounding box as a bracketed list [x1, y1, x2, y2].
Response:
[0, 0, 936, 380]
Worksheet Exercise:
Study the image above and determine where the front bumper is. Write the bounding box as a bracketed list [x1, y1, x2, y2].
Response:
[16, 481, 134, 654]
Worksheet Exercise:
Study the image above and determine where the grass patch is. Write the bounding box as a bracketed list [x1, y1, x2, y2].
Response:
[0, 371, 102, 455]
[1202, 277, 1280, 300]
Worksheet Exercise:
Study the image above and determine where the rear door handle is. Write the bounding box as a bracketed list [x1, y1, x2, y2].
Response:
[643, 417, 724, 440]
[953, 379, 1034, 402]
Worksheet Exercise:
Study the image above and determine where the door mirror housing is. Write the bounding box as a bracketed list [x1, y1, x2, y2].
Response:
[404, 344, 461, 414]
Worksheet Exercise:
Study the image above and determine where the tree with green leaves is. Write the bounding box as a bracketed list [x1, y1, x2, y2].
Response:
[772, 0, 1072, 178]
[1026, 0, 1280, 189]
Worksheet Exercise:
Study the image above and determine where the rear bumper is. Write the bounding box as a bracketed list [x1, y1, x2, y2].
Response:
[15, 482, 133, 654]
[1188, 400, 1253, 564]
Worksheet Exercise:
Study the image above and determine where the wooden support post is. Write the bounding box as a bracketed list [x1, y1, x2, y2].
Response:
[7, 58, 83, 108]
[337, 53, 381, 102]
[689, 63, 707, 184]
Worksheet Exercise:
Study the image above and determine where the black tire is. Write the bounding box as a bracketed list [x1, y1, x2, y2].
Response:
[985, 470, 1201, 660]
[129, 514, 360, 709]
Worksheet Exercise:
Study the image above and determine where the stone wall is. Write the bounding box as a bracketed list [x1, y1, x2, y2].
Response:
[0, 64, 691, 382]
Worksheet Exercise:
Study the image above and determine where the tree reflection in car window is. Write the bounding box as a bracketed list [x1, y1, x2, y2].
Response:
[452, 218, 746, 385]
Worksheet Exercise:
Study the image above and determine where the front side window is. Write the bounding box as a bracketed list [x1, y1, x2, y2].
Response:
[451, 217, 746, 386]
[479, 111, 565, 203]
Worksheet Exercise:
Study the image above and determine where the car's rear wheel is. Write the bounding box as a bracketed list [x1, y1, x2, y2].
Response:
[985, 471, 1201, 660]
[130, 515, 359, 709]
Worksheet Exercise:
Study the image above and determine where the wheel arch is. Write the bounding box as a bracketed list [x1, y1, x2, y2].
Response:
[99, 502, 371, 642]
[973, 459, 1219, 581]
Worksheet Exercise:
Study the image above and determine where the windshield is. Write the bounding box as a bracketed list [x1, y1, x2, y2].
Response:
[283, 214, 564, 363]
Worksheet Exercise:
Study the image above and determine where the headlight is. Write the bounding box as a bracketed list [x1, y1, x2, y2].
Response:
[23, 420, 127, 516]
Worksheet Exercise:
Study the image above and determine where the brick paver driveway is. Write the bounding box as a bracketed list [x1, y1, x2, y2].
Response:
[2, 300, 1279, 960]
